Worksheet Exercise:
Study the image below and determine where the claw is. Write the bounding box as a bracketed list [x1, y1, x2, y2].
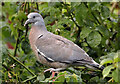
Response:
[44, 68, 65, 73]
[44, 68, 56, 73]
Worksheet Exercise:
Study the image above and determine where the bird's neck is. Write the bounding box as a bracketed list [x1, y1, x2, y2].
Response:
[33, 21, 47, 31]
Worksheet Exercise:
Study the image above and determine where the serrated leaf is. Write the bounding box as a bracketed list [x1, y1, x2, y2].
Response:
[102, 65, 114, 79]
[100, 58, 113, 66]
[87, 31, 101, 48]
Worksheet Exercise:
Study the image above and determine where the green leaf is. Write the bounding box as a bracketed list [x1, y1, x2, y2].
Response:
[100, 58, 113, 66]
[71, 2, 81, 8]
[102, 65, 114, 79]
[70, 73, 78, 82]
[114, 51, 120, 63]
[65, 75, 70, 83]
[87, 31, 101, 48]
[96, 25, 109, 39]
[112, 69, 120, 82]
[89, 2, 101, 11]
[37, 73, 45, 81]
[80, 27, 92, 39]
[21, 40, 32, 54]
[17, 11, 27, 21]
[75, 3, 88, 25]
[56, 71, 66, 82]
[101, 6, 110, 18]
[89, 76, 99, 82]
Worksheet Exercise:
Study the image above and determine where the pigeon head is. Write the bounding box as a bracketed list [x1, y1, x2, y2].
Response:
[24, 12, 45, 26]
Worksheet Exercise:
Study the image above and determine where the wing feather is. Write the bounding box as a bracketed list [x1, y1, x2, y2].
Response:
[35, 32, 93, 65]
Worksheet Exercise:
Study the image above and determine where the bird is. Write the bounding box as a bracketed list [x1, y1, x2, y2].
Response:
[24, 12, 104, 74]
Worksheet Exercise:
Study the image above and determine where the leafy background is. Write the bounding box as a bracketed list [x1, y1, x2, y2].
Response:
[1, 1, 120, 83]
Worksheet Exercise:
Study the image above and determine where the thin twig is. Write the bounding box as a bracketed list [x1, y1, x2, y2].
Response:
[25, 25, 28, 41]
[111, 2, 117, 14]
[2, 63, 11, 71]
[61, 2, 82, 44]
[83, 2, 101, 25]
[2, 63, 20, 78]
[14, 29, 21, 57]
[54, 74, 65, 81]
[70, 12, 82, 43]
[70, 12, 82, 29]
[24, 2, 27, 12]
[36, 2, 39, 11]
[24, 2, 30, 40]
[108, 78, 113, 82]
[28, 2, 30, 14]
[22, 75, 37, 82]
[8, 53, 36, 76]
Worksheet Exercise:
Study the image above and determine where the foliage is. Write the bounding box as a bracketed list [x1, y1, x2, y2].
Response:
[1, 1, 120, 83]
[100, 50, 120, 82]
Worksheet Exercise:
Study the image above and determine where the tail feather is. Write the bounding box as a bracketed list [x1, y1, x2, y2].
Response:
[85, 60, 104, 70]
[89, 63, 104, 70]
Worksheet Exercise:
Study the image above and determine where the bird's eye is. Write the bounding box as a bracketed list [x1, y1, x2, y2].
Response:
[33, 16, 35, 18]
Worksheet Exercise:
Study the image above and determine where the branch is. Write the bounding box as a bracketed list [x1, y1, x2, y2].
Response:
[110, 2, 117, 14]
[25, 25, 28, 41]
[83, 2, 101, 25]
[8, 53, 36, 76]
[28, 2, 30, 14]
[2, 63, 11, 71]
[14, 29, 21, 56]
[22, 75, 37, 83]
[60, 2, 82, 44]
[36, 2, 39, 11]
[70, 12, 82, 43]
[24, 2, 27, 12]
[70, 12, 82, 29]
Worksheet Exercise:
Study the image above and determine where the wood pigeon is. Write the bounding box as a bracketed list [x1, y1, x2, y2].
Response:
[24, 12, 104, 73]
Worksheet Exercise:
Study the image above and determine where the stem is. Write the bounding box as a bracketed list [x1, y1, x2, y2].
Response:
[70, 12, 82, 44]
[14, 29, 21, 57]
[61, 2, 82, 44]
[25, 25, 28, 41]
[54, 74, 65, 81]
[111, 2, 117, 14]
[22, 75, 37, 82]
[24, 2, 27, 12]
[2, 63, 11, 71]
[36, 2, 39, 11]
[28, 2, 30, 14]
[84, 2, 101, 25]
[8, 53, 36, 76]
[70, 12, 82, 29]
[108, 78, 113, 82]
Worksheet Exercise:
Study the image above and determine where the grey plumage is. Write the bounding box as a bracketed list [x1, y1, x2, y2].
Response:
[24, 12, 104, 71]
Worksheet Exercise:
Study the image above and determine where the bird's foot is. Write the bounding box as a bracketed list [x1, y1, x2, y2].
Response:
[44, 68, 64, 73]
[44, 68, 56, 73]
[44, 68, 61, 81]
[44, 68, 65, 81]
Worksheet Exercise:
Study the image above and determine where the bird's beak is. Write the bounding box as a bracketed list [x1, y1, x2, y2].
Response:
[24, 18, 33, 26]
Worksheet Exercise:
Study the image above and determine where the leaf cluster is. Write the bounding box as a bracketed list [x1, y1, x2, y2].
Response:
[1, 2, 120, 83]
